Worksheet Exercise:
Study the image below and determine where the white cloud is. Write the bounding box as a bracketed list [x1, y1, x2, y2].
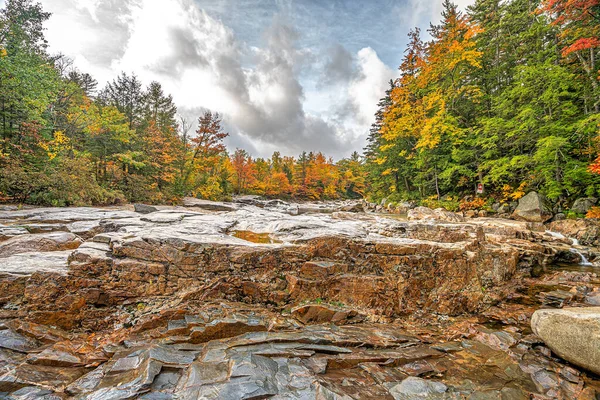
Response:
[36, 0, 416, 158]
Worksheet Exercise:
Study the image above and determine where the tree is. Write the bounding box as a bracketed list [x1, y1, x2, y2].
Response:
[179, 111, 229, 198]
[98, 72, 143, 130]
[231, 148, 256, 194]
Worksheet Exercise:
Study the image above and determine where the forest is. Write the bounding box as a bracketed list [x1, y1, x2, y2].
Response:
[0, 0, 364, 205]
[366, 0, 600, 213]
[0, 0, 599, 210]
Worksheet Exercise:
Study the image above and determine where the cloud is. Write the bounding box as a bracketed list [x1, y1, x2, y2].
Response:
[39, 0, 408, 159]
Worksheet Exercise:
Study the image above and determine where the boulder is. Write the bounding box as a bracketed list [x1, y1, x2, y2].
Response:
[571, 198, 597, 215]
[134, 204, 159, 214]
[512, 192, 553, 223]
[497, 204, 511, 214]
[531, 307, 600, 375]
[553, 213, 566, 221]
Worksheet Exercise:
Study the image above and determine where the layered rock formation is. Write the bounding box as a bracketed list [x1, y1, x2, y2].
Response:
[1, 202, 600, 398]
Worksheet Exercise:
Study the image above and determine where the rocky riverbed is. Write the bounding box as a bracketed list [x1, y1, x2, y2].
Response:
[1, 198, 600, 399]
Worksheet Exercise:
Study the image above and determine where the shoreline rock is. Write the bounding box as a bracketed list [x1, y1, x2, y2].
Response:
[531, 307, 600, 375]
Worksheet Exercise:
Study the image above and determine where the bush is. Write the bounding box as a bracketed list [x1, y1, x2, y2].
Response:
[421, 196, 460, 212]
[0, 157, 126, 206]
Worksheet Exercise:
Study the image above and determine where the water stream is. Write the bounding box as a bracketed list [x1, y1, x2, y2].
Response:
[546, 230, 595, 267]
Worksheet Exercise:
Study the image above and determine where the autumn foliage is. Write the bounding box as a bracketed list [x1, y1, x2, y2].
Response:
[366, 0, 600, 207]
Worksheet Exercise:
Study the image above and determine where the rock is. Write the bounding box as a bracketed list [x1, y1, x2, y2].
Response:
[6, 386, 62, 399]
[512, 192, 553, 223]
[554, 213, 566, 221]
[531, 307, 600, 375]
[0, 226, 28, 242]
[340, 202, 363, 213]
[291, 304, 365, 325]
[0, 232, 82, 258]
[0, 251, 71, 277]
[464, 210, 476, 218]
[547, 218, 600, 247]
[134, 204, 159, 214]
[3, 204, 600, 397]
[299, 261, 348, 280]
[585, 292, 600, 306]
[263, 200, 299, 216]
[537, 290, 574, 308]
[189, 316, 268, 343]
[385, 377, 447, 399]
[497, 204, 511, 214]
[571, 198, 597, 215]
[182, 197, 238, 212]
[408, 207, 464, 223]
[0, 329, 40, 353]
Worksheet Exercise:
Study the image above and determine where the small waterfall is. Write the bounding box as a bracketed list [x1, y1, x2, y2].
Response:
[544, 231, 594, 266]
[569, 247, 594, 266]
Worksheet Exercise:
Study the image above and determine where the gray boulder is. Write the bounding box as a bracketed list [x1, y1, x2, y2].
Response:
[134, 204, 159, 214]
[512, 192, 553, 223]
[531, 307, 600, 375]
[553, 213, 566, 221]
[571, 197, 597, 215]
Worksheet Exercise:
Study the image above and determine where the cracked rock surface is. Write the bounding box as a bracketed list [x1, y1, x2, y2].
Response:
[1, 201, 600, 398]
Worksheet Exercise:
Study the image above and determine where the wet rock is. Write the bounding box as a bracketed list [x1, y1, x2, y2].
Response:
[5, 386, 62, 399]
[571, 198, 597, 215]
[531, 307, 600, 375]
[0, 329, 40, 353]
[0, 232, 82, 258]
[134, 204, 159, 214]
[512, 192, 553, 223]
[537, 290, 574, 308]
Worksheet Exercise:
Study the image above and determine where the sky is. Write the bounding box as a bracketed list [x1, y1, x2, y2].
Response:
[26, 0, 473, 159]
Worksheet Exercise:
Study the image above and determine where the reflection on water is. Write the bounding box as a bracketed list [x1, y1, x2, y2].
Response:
[551, 262, 598, 274]
[231, 230, 282, 244]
